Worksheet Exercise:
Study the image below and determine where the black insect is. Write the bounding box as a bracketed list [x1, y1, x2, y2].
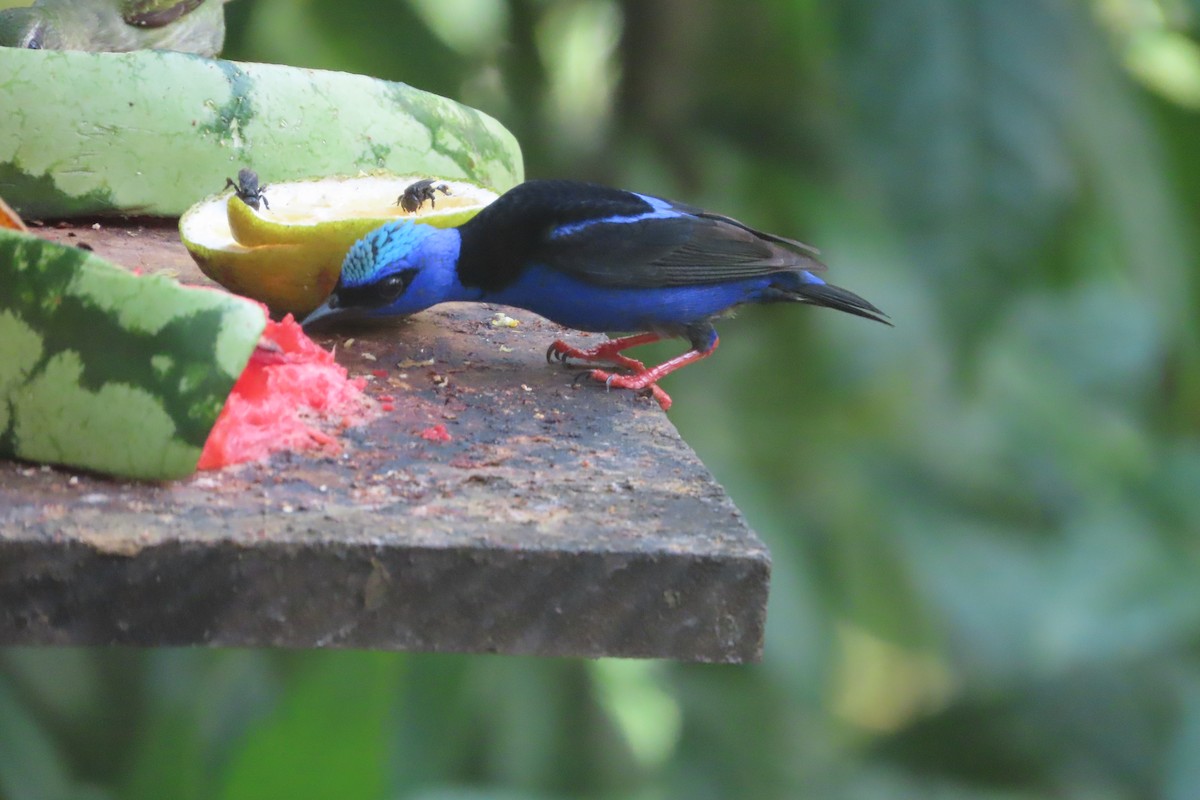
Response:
[397, 178, 450, 214]
[225, 168, 269, 210]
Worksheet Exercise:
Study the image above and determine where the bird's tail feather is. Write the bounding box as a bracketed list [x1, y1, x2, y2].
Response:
[791, 282, 891, 325]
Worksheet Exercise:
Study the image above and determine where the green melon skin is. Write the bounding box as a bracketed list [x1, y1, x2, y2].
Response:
[0, 229, 266, 480]
[0, 48, 524, 219]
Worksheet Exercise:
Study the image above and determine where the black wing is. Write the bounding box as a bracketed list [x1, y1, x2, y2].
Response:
[456, 180, 825, 292]
[543, 204, 825, 289]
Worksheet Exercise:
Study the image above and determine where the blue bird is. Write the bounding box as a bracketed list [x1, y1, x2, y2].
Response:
[302, 179, 888, 410]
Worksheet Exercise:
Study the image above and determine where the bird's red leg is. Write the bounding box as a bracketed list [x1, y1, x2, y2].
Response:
[588, 335, 720, 411]
[546, 332, 663, 372]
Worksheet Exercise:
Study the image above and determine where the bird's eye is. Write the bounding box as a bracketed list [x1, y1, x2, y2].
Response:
[26, 36, 42, 49]
[377, 273, 409, 301]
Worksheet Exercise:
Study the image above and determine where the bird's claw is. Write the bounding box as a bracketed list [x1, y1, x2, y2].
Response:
[546, 341, 571, 365]
[574, 368, 672, 411]
[643, 384, 672, 410]
[546, 339, 647, 371]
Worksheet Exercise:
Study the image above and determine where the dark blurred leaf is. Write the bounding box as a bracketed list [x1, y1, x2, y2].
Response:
[0, 676, 81, 800]
[467, 659, 639, 795]
[874, 662, 1181, 795]
[836, 1, 1079, 297]
[393, 656, 641, 796]
[409, 789, 553, 800]
[894, 504, 1200, 685]
[1163, 675, 1200, 800]
[472, 659, 569, 786]
[670, 665, 816, 799]
[0, 649, 102, 733]
[988, 282, 1163, 406]
[121, 702, 204, 800]
[390, 655, 477, 792]
[123, 651, 277, 800]
[227, 0, 464, 96]
[832, 0, 1193, 347]
[1065, 42, 1195, 342]
[219, 652, 400, 800]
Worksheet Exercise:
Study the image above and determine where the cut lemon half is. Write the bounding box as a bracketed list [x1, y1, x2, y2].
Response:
[180, 174, 497, 316]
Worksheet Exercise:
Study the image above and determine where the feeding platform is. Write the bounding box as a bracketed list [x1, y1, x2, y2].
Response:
[0, 221, 770, 663]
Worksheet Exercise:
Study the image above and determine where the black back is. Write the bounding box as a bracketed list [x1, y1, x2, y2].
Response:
[456, 180, 647, 292]
[455, 180, 825, 293]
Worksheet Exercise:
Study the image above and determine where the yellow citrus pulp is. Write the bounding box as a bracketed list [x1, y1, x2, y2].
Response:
[180, 174, 497, 316]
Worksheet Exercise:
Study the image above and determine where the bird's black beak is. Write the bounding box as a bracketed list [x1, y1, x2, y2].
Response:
[301, 295, 342, 330]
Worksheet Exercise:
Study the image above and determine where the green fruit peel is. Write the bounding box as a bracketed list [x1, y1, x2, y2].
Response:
[0, 48, 523, 218]
[0, 228, 266, 480]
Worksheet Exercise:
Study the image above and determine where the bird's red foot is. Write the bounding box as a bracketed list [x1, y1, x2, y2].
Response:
[558, 332, 718, 412]
[546, 332, 664, 372]
[587, 369, 673, 410]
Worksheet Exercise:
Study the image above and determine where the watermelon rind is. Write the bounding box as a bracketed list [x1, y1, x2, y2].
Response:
[0, 49, 523, 218]
[0, 228, 266, 480]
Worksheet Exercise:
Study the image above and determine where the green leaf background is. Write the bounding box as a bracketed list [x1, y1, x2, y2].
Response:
[4, 0, 1200, 797]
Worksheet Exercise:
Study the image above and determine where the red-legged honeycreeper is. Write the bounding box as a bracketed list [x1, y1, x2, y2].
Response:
[302, 180, 889, 410]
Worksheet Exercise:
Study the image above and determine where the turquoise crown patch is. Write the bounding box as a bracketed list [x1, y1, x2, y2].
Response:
[340, 221, 439, 287]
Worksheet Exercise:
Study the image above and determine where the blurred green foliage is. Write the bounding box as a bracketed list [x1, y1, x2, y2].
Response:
[5, 0, 1200, 797]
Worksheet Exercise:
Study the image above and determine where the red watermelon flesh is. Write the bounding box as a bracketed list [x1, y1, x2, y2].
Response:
[198, 312, 374, 470]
